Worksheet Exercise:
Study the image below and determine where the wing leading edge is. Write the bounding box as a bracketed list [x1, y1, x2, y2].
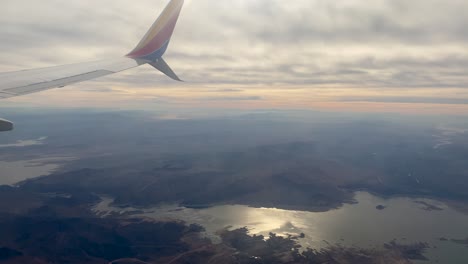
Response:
[0, 58, 143, 100]
[0, 0, 184, 131]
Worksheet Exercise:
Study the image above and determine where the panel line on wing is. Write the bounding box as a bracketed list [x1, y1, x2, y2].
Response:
[4, 70, 114, 96]
[0, 92, 15, 99]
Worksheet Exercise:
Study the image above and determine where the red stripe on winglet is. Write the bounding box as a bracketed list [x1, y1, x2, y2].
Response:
[127, 9, 181, 58]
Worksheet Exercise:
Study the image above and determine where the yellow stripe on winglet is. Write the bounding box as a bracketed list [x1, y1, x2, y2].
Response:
[132, 0, 184, 52]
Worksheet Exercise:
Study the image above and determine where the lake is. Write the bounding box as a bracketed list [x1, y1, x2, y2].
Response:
[0, 159, 61, 185]
[94, 192, 468, 264]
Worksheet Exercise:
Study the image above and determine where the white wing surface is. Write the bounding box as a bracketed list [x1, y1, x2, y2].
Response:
[0, 58, 142, 99]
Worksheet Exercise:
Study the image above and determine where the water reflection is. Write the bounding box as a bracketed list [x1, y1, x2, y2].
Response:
[0, 137, 47, 148]
[0, 159, 61, 185]
[94, 192, 468, 263]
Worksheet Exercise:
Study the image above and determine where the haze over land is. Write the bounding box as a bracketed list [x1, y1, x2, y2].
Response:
[1, 108, 468, 262]
[2, 108, 468, 210]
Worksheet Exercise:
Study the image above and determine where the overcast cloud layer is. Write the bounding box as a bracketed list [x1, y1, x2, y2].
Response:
[1, 0, 468, 90]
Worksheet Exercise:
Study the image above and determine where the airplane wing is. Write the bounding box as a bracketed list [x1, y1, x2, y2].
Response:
[0, 0, 184, 132]
[0, 58, 143, 100]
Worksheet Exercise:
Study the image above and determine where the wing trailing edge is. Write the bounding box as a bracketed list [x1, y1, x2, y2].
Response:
[150, 58, 182, 82]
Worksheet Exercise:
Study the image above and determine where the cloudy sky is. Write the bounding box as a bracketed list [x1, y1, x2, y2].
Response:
[1, 0, 468, 115]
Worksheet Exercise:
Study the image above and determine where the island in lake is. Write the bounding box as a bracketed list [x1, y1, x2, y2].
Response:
[0, 186, 430, 264]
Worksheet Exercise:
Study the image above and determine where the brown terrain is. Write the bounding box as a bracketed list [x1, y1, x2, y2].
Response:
[0, 186, 430, 264]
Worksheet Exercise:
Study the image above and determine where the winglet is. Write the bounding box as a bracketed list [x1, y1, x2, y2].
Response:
[150, 58, 182, 82]
[126, 0, 184, 61]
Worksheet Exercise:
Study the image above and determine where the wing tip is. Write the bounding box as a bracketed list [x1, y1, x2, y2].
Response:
[126, 0, 184, 60]
[149, 58, 183, 82]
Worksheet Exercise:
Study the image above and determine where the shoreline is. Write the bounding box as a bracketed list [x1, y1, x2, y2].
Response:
[94, 190, 467, 216]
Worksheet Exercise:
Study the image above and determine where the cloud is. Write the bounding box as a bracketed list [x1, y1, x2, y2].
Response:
[202, 96, 263, 101]
[214, 88, 244, 93]
[341, 96, 468, 105]
[1, 0, 468, 89]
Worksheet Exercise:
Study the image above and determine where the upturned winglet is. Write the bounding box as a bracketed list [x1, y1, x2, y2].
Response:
[126, 0, 184, 62]
[126, 0, 184, 81]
